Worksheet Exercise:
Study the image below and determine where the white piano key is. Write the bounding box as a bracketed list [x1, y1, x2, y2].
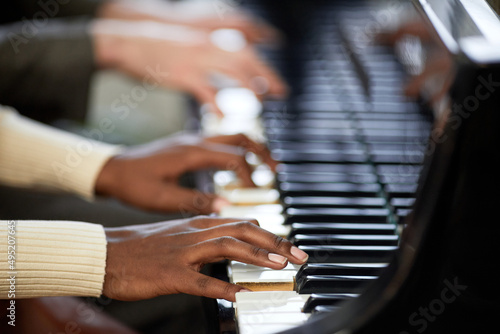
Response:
[216, 88, 262, 118]
[214, 169, 275, 190]
[219, 205, 290, 237]
[228, 261, 299, 291]
[220, 204, 283, 216]
[236, 291, 310, 334]
[239, 323, 303, 334]
[231, 270, 297, 284]
[219, 188, 280, 205]
[210, 29, 247, 53]
[236, 291, 310, 313]
[202, 115, 265, 137]
[239, 312, 309, 326]
[230, 261, 301, 272]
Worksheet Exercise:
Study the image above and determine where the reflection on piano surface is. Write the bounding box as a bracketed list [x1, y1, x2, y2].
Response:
[200, 0, 500, 333]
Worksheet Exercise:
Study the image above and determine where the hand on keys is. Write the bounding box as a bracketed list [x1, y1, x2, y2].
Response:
[103, 216, 309, 302]
[95, 133, 277, 214]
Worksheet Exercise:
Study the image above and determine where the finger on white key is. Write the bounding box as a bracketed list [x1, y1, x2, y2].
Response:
[220, 204, 290, 237]
[229, 261, 300, 292]
[214, 169, 275, 191]
[231, 270, 297, 291]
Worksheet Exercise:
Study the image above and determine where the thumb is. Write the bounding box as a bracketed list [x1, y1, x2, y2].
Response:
[191, 83, 224, 117]
[183, 271, 250, 302]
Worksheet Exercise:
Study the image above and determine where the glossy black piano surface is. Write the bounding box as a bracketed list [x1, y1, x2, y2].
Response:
[204, 0, 500, 333]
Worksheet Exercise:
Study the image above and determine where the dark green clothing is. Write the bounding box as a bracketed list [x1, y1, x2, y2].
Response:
[0, 0, 103, 123]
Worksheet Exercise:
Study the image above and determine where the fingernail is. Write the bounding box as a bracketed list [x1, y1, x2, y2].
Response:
[212, 197, 230, 213]
[291, 246, 309, 262]
[238, 288, 252, 293]
[268, 253, 287, 265]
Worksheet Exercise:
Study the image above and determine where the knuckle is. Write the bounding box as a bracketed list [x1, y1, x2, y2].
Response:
[251, 246, 262, 258]
[248, 219, 260, 226]
[234, 221, 252, 232]
[235, 133, 248, 143]
[223, 283, 234, 297]
[213, 236, 236, 248]
[272, 235, 286, 249]
[192, 215, 210, 227]
[196, 276, 210, 290]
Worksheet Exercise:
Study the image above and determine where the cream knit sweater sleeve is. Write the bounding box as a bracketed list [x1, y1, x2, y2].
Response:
[0, 106, 120, 298]
[0, 105, 121, 199]
[0, 220, 107, 298]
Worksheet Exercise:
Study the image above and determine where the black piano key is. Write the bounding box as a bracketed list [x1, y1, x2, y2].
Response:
[311, 305, 341, 314]
[269, 141, 363, 151]
[290, 234, 399, 246]
[296, 274, 378, 294]
[267, 130, 357, 142]
[357, 120, 432, 130]
[283, 196, 386, 208]
[354, 112, 428, 121]
[302, 293, 356, 313]
[285, 208, 390, 223]
[296, 263, 388, 279]
[280, 112, 349, 120]
[278, 164, 374, 174]
[367, 143, 428, 151]
[288, 223, 397, 238]
[363, 134, 429, 144]
[370, 102, 420, 113]
[283, 120, 354, 129]
[298, 245, 397, 263]
[301, 85, 340, 95]
[273, 151, 368, 163]
[396, 209, 412, 224]
[370, 152, 424, 165]
[277, 173, 378, 184]
[361, 127, 429, 140]
[280, 182, 381, 197]
[269, 128, 357, 136]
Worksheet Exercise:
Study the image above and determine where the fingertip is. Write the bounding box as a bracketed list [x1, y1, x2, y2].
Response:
[266, 158, 279, 172]
[227, 284, 251, 302]
[290, 246, 309, 264]
[211, 196, 231, 213]
[201, 103, 225, 118]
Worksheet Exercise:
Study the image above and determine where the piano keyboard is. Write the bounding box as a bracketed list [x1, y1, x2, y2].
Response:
[201, 1, 434, 333]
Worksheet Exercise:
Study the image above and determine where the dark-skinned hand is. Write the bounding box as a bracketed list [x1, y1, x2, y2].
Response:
[95, 133, 277, 214]
[103, 216, 309, 302]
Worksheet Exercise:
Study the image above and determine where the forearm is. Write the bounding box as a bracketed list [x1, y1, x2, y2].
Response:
[0, 220, 106, 299]
[96, 0, 201, 25]
[0, 106, 121, 199]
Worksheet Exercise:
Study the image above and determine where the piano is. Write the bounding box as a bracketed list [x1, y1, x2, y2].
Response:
[198, 0, 500, 333]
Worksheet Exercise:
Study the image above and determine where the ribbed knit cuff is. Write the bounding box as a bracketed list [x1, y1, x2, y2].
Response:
[0, 220, 107, 298]
[0, 107, 122, 200]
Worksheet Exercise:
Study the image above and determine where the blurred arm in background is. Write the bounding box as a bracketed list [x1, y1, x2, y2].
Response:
[0, 0, 286, 124]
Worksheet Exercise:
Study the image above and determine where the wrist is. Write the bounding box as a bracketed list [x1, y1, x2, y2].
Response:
[103, 226, 142, 300]
[103, 227, 122, 299]
[95, 156, 121, 197]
